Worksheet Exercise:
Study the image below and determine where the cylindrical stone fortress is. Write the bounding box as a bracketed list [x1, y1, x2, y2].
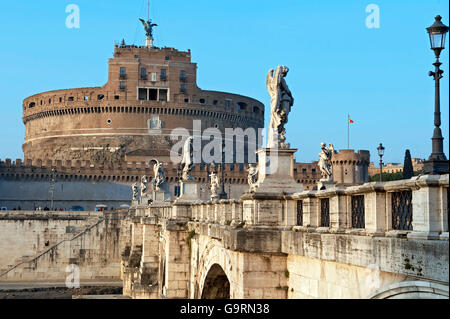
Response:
[22, 45, 265, 165]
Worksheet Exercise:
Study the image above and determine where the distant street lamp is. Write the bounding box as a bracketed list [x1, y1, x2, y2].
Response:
[377, 143, 385, 182]
[423, 15, 449, 174]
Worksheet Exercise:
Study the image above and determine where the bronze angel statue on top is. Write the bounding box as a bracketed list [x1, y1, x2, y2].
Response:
[139, 18, 158, 38]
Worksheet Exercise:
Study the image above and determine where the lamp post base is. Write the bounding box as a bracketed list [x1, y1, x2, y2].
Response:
[423, 159, 449, 174]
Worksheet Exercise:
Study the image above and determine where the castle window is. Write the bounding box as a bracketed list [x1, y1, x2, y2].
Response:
[97, 94, 105, 100]
[160, 69, 167, 81]
[159, 89, 168, 102]
[138, 88, 148, 100]
[214, 123, 219, 129]
[253, 106, 259, 113]
[237, 102, 248, 111]
[184, 98, 189, 103]
[164, 56, 170, 61]
[120, 67, 126, 78]
[180, 84, 186, 93]
[68, 97, 74, 101]
[114, 95, 120, 100]
[106, 119, 112, 125]
[302, 168, 307, 173]
[312, 168, 316, 173]
[199, 98, 205, 104]
[59, 97, 62, 103]
[149, 89, 157, 101]
[120, 82, 126, 90]
[48, 98, 51, 104]
[150, 72, 157, 82]
[225, 99, 232, 108]
[40, 100, 43, 105]
[180, 70, 186, 82]
[140, 68, 147, 80]
[213, 100, 218, 106]
[84, 96, 89, 101]
[29, 102, 35, 108]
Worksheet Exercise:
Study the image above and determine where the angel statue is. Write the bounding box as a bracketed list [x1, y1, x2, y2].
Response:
[209, 171, 219, 199]
[266, 65, 294, 149]
[318, 143, 335, 180]
[131, 183, 139, 201]
[247, 163, 259, 192]
[140, 175, 148, 196]
[139, 18, 158, 39]
[181, 136, 195, 181]
[150, 159, 166, 191]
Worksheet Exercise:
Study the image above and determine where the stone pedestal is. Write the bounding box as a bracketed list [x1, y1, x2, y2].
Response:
[253, 148, 303, 195]
[178, 180, 200, 201]
[145, 37, 153, 48]
[139, 194, 152, 206]
[318, 179, 337, 190]
[152, 190, 168, 202]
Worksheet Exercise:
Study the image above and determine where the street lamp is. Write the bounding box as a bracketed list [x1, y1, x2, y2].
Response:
[423, 15, 449, 174]
[377, 143, 385, 182]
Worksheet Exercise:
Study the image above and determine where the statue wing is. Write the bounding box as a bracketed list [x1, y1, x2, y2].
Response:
[266, 69, 274, 90]
[139, 18, 148, 27]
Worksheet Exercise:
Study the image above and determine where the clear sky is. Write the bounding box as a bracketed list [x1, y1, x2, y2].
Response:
[0, 0, 448, 164]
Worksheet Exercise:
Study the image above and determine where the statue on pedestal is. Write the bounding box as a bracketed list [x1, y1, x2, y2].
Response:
[181, 136, 195, 181]
[209, 171, 219, 199]
[266, 65, 294, 149]
[247, 163, 259, 192]
[318, 143, 335, 180]
[140, 175, 148, 196]
[151, 159, 166, 191]
[131, 183, 139, 200]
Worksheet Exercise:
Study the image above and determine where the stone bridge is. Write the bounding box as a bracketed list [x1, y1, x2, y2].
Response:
[121, 174, 449, 299]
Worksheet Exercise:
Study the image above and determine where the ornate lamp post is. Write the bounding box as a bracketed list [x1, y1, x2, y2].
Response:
[423, 15, 449, 174]
[377, 143, 385, 182]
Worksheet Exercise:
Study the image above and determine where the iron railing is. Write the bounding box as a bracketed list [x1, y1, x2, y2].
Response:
[351, 195, 365, 228]
[297, 200, 303, 226]
[392, 190, 413, 230]
[320, 198, 330, 227]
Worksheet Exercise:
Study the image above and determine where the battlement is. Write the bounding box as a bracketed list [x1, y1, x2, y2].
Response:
[0, 158, 320, 188]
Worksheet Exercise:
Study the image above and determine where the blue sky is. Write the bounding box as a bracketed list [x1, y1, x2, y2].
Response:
[0, 0, 448, 164]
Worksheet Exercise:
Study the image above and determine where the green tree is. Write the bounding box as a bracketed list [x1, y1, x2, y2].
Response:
[403, 149, 414, 179]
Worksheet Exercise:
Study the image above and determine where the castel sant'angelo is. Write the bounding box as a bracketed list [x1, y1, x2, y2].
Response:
[0, 18, 370, 208]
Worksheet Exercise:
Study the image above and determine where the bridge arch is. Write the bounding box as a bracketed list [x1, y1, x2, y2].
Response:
[196, 239, 234, 299]
[201, 264, 230, 299]
[369, 281, 449, 299]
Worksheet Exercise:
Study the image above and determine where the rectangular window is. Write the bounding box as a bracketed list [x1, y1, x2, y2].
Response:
[149, 89, 158, 101]
[225, 99, 231, 108]
[138, 88, 148, 101]
[174, 185, 180, 197]
[151, 72, 157, 82]
[160, 69, 167, 81]
[180, 70, 186, 82]
[140, 68, 147, 79]
[180, 84, 186, 93]
[159, 89, 168, 102]
[120, 82, 126, 90]
[120, 67, 126, 75]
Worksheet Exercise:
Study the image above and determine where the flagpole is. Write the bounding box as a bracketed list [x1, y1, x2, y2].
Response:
[347, 114, 349, 149]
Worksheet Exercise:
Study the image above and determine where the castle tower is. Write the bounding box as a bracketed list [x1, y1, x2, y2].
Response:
[331, 149, 370, 185]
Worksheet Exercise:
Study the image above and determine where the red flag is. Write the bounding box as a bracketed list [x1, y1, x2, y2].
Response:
[348, 117, 354, 124]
